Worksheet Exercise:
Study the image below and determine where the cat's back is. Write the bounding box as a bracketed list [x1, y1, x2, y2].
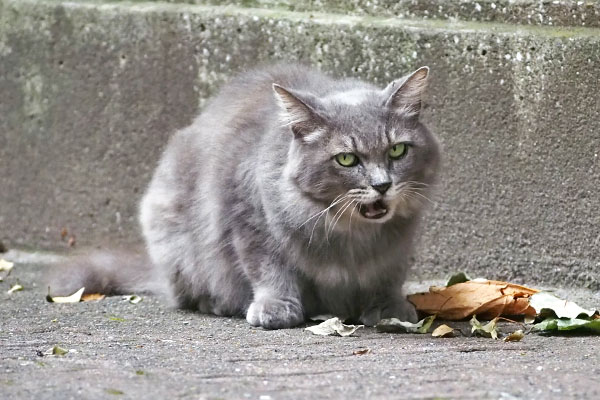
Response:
[175, 64, 373, 161]
[194, 64, 336, 137]
[140, 66, 329, 294]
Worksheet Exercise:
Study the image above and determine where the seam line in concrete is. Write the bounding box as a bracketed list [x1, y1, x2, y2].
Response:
[7, 0, 600, 39]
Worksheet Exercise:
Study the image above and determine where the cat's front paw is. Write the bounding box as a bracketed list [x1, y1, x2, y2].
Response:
[246, 297, 304, 329]
[382, 298, 418, 323]
[360, 298, 418, 325]
[359, 308, 382, 327]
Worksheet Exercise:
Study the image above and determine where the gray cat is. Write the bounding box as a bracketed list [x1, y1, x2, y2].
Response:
[49, 64, 440, 329]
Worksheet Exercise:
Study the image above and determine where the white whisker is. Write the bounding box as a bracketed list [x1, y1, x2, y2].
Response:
[348, 200, 359, 233]
[325, 198, 351, 237]
[308, 206, 329, 247]
[327, 199, 355, 239]
[298, 194, 346, 229]
[407, 189, 435, 205]
[306, 194, 349, 247]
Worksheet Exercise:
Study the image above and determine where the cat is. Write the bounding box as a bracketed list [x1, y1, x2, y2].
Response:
[48, 64, 441, 329]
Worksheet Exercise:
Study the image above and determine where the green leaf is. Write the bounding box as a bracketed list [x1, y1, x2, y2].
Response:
[446, 272, 472, 287]
[52, 345, 68, 356]
[305, 317, 363, 337]
[105, 388, 124, 396]
[376, 315, 436, 334]
[529, 292, 596, 319]
[470, 315, 499, 339]
[533, 317, 600, 333]
[533, 318, 557, 331]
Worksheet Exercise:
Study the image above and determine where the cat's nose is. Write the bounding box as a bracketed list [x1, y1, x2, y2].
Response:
[372, 182, 391, 195]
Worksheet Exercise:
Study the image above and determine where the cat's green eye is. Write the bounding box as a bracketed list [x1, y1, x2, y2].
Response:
[335, 153, 359, 167]
[389, 143, 408, 159]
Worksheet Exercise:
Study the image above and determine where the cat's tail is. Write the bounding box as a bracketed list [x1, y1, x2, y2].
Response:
[46, 249, 168, 299]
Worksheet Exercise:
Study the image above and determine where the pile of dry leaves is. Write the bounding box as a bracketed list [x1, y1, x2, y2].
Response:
[306, 272, 599, 339]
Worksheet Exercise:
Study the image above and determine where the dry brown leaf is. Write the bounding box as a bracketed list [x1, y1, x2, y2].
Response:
[503, 330, 525, 342]
[431, 324, 454, 338]
[7, 283, 23, 294]
[47, 287, 85, 303]
[352, 348, 371, 355]
[407, 280, 539, 320]
[305, 317, 363, 336]
[68, 236, 77, 247]
[0, 259, 14, 272]
[81, 293, 105, 302]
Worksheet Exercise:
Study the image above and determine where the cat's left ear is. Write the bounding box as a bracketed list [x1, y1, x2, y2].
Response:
[384, 66, 429, 118]
[273, 84, 326, 143]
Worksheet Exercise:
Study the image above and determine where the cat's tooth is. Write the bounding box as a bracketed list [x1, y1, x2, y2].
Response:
[365, 203, 379, 218]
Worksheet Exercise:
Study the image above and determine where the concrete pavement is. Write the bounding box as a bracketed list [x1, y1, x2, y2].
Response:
[1, 256, 599, 399]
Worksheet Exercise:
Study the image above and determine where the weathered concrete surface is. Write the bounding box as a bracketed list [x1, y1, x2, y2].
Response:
[1, 0, 599, 289]
[225, 0, 600, 28]
[59, 0, 600, 28]
[1, 260, 600, 399]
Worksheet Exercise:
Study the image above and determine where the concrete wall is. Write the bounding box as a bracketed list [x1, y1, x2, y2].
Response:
[51, 0, 600, 27]
[1, 0, 599, 289]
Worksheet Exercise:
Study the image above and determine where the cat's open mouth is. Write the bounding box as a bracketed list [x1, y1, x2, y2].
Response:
[359, 200, 388, 219]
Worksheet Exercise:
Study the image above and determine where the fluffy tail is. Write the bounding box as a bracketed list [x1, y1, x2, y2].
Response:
[46, 250, 167, 298]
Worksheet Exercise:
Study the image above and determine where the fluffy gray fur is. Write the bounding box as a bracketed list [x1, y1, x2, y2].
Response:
[49, 64, 440, 329]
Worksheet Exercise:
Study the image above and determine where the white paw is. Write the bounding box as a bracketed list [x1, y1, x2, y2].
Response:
[246, 297, 304, 329]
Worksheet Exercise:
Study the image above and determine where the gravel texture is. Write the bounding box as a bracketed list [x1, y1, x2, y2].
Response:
[2, 260, 599, 399]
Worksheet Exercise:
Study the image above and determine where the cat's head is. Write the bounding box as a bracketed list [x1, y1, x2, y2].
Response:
[274, 67, 440, 226]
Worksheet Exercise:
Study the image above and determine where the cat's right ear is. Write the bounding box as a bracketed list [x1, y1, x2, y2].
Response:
[384, 66, 429, 118]
[272, 84, 326, 143]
